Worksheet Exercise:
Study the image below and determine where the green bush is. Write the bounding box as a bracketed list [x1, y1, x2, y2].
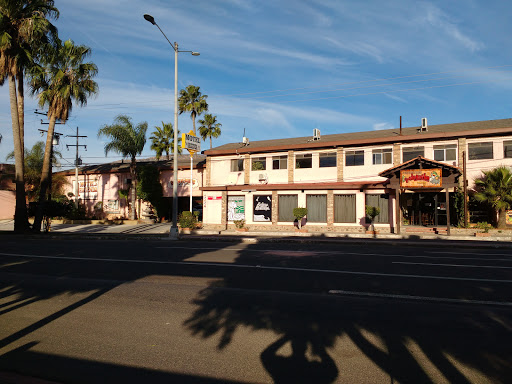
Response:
[293, 207, 308, 221]
[476, 221, 492, 233]
[233, 219, 245, 229]
[178, 211, 197, 229]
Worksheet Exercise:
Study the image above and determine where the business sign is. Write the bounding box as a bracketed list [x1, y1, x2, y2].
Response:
[400, 169, 442, 188]
[506, 210, 512, 225]
[253, 195, 272, 222]
[227, 196, 245, 221]
[182, 130, 201, 153]
[169, 178, 199, 188]
[74, 180, 98, 199]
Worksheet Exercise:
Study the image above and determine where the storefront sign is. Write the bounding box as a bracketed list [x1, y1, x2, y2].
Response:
[400, 169, 442, 188]
[253, 195, 272, 222]
[170, 178, 199, 188]
[506, 210, 512, 225]
[228, 196, 245, 221]
[75, 180, 98, 199]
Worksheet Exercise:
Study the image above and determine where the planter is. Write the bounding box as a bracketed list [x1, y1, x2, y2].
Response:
[180, 228, 193, 234]
[475, 232, 490, 237]
[235, 228, 248, 232]
[366, 230, 379, 235]
[295, 228, 308, 233]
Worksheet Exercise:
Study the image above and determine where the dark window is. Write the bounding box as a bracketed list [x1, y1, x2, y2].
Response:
[296, 154, 312, 169]
[230, 159, 244, 172]
[504, 141, 512, 158]
[334, 194, 356, 223]
[319, 152, 337, 167]
[468, 142, 493, 160]
[345, 150, 364, 166]
[433, 144, 457, 161]
[278, 195, 298, 222]
[251, 157, 266, 171]
[372, 149, 392, 165]
[365, 194, 389, 223]
[306, 194, 327, 222]
[272, 155, 287, 170]
[402, 146, 424, 162]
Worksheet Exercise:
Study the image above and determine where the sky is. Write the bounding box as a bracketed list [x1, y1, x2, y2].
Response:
[1, 0, 512, 170]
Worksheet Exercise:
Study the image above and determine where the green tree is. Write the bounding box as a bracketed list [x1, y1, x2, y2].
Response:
[198, 113, 222, 149]
[98, 114, 147, 220]
[473, 166, 512, 229]
[30, 38, 98, 231]
[149, 121, 181, 160]
[178, 85, 208, 135]
[0, 0, 59, 232]
[136, 164, 164, 219]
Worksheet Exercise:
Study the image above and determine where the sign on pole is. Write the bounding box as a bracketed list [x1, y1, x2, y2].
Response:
[182, 130, 201, 154]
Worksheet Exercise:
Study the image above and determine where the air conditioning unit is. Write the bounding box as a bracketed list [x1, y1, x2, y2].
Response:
[242, 136, 250, 145]
[313, 128, 321, 140]
[421, 117, 428, 131]
[258, 173, 268, 184]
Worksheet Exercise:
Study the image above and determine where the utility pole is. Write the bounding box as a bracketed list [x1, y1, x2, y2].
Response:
[66, 127, 87, 208]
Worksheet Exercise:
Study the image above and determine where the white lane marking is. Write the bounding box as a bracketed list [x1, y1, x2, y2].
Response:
[0, 252, 511, 283]
[393, 261, 512, 269]
[426, 251, 512, 257]
[155, 247, 512, 261]
[328, 290, 512, 307]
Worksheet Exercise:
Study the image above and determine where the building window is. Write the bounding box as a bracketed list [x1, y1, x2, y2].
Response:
[504, 141, 512, 158]
[468, 142, 493, 160]
[319, 152, 337, 167]
[402, 146, 424, 162]
[278, 195, 298, 222]
[306, 194, 327, 222]
[334, 194, 356, 223]
[366, 194, 389, 223]
[227, 196, 245, 221]
[372, 148, 392, 165]
[104, 200, 119, 213]
[230, 159, 244, 172]
[253, 195, 272, 222]
[434, 144, 457, 161]
[296, 153, 312, 169]
[272, 155, 287, 170]
[345, 150, 364, 166]
[251, 157, 266, 171]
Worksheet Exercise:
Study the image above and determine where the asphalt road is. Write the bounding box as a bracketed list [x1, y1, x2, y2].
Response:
[0, 238, 511, 383]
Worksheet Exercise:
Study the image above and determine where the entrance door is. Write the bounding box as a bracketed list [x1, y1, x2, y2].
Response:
[402, 192, 442, 226]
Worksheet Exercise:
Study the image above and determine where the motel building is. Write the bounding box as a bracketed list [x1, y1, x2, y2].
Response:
[201, 118, 512, 234]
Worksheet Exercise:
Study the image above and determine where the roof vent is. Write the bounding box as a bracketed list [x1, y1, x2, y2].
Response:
[313, 128, 321, 140]
[418, 117, 428, 133]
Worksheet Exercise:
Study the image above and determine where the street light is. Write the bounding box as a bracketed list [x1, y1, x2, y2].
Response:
[144, 13, 200, 239]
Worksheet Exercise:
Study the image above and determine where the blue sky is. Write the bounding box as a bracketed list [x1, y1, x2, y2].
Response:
[2, 0, 512, 169]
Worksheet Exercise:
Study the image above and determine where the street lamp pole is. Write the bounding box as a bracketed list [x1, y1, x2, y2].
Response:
[144, 14, 199, 239]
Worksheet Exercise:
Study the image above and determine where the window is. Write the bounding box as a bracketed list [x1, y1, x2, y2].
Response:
[295, 153, 312, 168]
[251, 157, 266, 171]
[366, 194, 389, 223]
[504, 141, 512, 158]
[230, 159, 244, 172]
[104, 200, 119, 213]
[278, 195, 298, 222]
[319, 152, 337, 167]
[402, 146, 424, 162]
[468, 142, 493, 160]
[227, 196, 245, 221]
[434, 144, 457, 161]
[253, 195, 272, 222]
[345, 150, 364, 166]
[272, 155, 287, 170]
[334, 194, 356, 223]
[306, 194, 327, 222]
[372, 148, 392, 165]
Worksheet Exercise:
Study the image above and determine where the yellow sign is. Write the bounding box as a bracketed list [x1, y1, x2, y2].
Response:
[182, 130, 200, 154]
[506, 210, 512, 225]
[400, 169, 442, 188]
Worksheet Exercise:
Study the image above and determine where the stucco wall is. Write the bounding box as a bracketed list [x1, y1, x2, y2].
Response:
[0, 191, 15, 220]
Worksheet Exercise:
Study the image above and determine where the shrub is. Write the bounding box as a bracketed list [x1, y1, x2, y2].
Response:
[178, 211, 197, 229]
[476, 221, 492, 233]
[293, 207, 308, 229]
[233, 219, 245, 229]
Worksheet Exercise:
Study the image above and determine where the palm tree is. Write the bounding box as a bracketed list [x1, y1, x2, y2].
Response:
[198, 114, 222, 149]
[474, 166, 512, 229]
[30, 38, 98, 231]
[149, 121, 181, 160]
[98, 115, 148, 220]
[178, 85, 208, 135]
[0, 0, 59, 232]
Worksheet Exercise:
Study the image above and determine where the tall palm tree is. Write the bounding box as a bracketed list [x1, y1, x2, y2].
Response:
[98, 115, 147, 220]
[30, 38, 98, 231]
[474, 166, 512, 229]
[198, 114, 222, 149]
[0, 0, 59, 232]
[178, 85, 208, 135]
[149, 121, 181, 160]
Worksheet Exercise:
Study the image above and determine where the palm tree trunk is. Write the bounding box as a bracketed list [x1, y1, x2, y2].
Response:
[130, 159, 137, 220]
[210, 136, 212, 149]
[498, 207, 507, 229]
[17, 72, 25, 160]
[8, 75, 29, 233]
[33, 114, 57, 232]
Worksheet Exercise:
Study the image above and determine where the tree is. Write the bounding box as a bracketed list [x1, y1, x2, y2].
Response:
[98, 115, 147, 220]
[149, 121, 181, 160]
[30, 38, 98, 231]
[0, 0, 59, 232]
[198, 113, 222, 149]
[178, 85, 208, 135]
[473, 166, 512, 229]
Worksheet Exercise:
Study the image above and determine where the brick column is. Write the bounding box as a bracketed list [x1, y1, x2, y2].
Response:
[221, 191, 227, 229]
[244, 154, 250, 185]
[205, 157, 211, 187]
[458, 137, 466, 170]
[327, 190, 334, 226]
[272, 190, 278, 225]
[288, 151, 294, 183]
[337, 147, 344, 181]
[393, 143, 401, 165]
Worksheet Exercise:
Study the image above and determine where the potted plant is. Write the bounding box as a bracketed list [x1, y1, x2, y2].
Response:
[475, 221, 491, 237]
[234, 219, 248, 232]
[293, 207, 308, 231]
[178, 211, 197, 234]
[365, 205, 381, 234]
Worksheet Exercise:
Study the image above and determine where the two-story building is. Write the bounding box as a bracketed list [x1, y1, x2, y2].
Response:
[201, 118, 512, 233]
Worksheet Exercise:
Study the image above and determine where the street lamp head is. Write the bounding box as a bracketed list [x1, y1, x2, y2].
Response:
[191, 52, 200, 56]
[143, 14, 156, 25]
